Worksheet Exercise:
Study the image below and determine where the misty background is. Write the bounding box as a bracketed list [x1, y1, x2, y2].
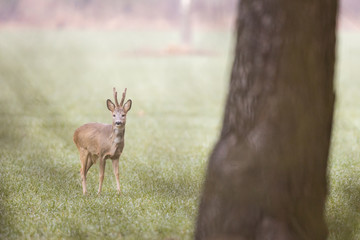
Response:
[0, 1, 360, 240]
[0, 0, 359, 31]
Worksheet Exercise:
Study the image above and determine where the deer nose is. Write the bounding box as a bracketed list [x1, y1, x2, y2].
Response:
[115, 121, 122, 125]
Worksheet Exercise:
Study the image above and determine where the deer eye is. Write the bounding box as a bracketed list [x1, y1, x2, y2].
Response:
[121, 114, 125, 117]
[113, 114, 115, 117]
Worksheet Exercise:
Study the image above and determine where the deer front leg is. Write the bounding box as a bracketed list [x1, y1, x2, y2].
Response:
[112, 159, 121, 194]
[97, 158, 106, 195]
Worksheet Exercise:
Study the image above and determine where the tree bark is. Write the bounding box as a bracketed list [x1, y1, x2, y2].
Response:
[195, 0, 338, 239]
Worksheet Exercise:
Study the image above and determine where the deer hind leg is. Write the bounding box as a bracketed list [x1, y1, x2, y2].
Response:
[112, 159, 121, 194]
[85, 154, 95, 175]
[79, 148, 91, 195]
[97, 157, 106, 195]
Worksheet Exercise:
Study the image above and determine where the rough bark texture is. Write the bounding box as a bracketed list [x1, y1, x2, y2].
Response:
[195, 0, 338, 239]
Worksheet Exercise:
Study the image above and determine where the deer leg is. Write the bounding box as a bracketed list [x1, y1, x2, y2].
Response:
[79, 148, 89, 195]
[97, 158, 106, 195]
[84, 155, 94, 175]
[112, 159, 121, 194]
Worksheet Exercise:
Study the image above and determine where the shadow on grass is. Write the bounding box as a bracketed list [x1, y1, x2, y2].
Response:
[0, 168, 19, 238]
[130, 159, 202, 201]
[0, 53, 77, 147]
[0, 64, 87, 237]
[326, 170, 360, 240]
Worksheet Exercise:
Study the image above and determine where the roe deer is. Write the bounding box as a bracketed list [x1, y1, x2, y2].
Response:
[73, 87, 132, 195]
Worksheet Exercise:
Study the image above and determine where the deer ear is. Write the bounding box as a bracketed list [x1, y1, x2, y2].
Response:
[106, 99, 115, 112]
[123, 99, 132, 112]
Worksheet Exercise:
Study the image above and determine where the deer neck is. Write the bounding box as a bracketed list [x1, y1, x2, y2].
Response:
[111, 126, 124, 145]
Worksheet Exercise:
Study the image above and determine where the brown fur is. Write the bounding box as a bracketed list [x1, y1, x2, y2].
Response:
[73, 88, 131, 195]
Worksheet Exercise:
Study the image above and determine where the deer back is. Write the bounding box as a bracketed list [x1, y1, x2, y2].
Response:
[73, 123, 114, 156]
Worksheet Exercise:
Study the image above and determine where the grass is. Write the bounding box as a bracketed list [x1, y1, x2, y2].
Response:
[0, 28, 359, 239]
[326, 32, 360, 240]
[0, 29, 231, 240]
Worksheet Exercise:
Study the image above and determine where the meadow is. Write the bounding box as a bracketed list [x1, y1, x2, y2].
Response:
[0, 29, 359, 239]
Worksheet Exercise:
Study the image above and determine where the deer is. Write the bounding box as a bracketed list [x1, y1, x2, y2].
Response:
[73, 87, 132, 195]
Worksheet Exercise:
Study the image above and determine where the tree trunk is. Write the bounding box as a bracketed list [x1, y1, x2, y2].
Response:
[195, 0, 338, 239]
[180, 0, 192, 45]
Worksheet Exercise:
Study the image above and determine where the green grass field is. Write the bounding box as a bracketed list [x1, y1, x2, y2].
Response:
[0, 29, 359, 240]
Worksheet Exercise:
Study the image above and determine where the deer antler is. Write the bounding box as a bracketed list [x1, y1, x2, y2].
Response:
[119, 88, 127, 107]
[113, 87, 119, 107]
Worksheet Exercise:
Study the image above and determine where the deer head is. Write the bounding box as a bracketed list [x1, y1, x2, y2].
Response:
[106, 87, 132, 128]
